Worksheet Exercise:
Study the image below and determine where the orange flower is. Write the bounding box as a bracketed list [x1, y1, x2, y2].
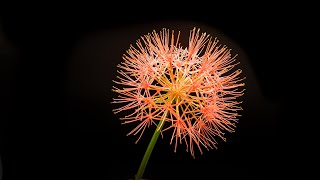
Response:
[112, 28, 245, 157]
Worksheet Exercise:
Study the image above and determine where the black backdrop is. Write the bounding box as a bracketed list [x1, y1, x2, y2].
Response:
[0, 6, 311, 180]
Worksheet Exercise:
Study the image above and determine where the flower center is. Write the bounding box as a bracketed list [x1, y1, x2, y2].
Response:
[169, 84, 186, 103]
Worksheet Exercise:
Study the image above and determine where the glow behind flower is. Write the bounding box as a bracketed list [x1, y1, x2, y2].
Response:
[112, 27, 245, 157]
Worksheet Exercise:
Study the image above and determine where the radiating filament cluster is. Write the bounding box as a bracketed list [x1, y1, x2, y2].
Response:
[112, 28, 245, 157]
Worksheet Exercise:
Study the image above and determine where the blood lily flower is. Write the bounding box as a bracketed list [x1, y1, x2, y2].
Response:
[112, 27, 245, 180]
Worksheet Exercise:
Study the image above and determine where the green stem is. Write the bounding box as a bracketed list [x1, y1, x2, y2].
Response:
[134, 120, 164, 180]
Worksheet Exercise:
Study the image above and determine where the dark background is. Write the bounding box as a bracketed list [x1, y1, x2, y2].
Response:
[0, 5, 312, 180]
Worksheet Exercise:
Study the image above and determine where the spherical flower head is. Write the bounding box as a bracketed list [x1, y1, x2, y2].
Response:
[112, 27, 245, 157]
